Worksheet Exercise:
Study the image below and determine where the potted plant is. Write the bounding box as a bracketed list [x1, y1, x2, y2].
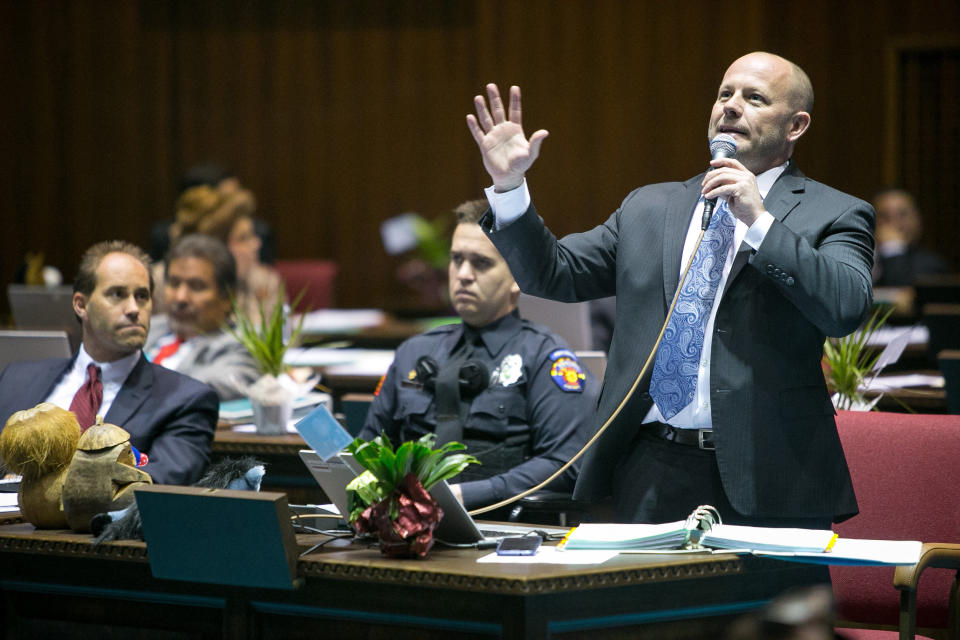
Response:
[822, 305, 895, 411]
[228, 286, 307, 433]
[345, 433, 478, 558]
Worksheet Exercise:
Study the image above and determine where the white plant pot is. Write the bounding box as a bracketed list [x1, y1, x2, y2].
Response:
[251, 398, 293, 435]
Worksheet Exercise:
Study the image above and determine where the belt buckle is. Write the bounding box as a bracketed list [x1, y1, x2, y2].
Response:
[698, 429, 715, 451]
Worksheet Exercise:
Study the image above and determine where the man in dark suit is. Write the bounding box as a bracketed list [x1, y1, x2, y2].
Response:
[465, 52, 874, 527]
[0, 240, 218, 485]
[872, 187, 948, 287]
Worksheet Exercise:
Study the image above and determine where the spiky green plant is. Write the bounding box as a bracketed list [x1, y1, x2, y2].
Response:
[228, 285, 305, 377]
[345, 433, 479, 523]
[822, 305, 894, 410]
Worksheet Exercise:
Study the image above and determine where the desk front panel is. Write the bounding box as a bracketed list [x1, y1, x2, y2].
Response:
[0, 518, 824, 639]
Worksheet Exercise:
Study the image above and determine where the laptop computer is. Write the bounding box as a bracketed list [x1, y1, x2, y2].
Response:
[297, 450, 363, 523]
[7, 284, 82, 351]
[0, 329, 72, 370]
[298, 449, 565, 545]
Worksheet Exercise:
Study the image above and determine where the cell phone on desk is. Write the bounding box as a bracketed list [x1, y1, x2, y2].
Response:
[496, 535, 542, 556]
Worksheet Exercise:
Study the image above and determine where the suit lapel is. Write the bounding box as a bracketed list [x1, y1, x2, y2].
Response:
[104, 353, 154, 426]
[662, 175, 704, 304]
[762, 161, 806, 224]
[36, 359, 75, 404]
[724, 162, 806, 290]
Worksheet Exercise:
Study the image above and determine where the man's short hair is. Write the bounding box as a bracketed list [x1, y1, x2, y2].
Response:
[74, 240, 154, 297]
[165, 234, 237, 300]
[453, 199, 490, 225]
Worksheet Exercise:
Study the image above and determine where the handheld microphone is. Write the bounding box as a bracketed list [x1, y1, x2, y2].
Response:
[701, 133, 738, 230]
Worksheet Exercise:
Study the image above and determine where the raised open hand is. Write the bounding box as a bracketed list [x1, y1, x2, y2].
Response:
[466, 84, 548, 192]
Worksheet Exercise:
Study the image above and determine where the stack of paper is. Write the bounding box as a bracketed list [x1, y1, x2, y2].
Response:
[218, 392, 332, 425]
[754, 538, 923, 566]
[703, 524, 837, 553]
[561, 522, 692, 550]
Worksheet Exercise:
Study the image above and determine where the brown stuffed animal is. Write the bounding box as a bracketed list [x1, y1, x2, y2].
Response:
[0, 403, 80, 528]
[60, 417, 153, 532]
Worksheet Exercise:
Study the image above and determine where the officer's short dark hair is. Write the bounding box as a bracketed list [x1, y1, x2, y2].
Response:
[453, 200, 490, 225]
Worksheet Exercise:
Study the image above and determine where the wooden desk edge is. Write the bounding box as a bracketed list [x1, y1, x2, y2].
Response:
[0, 520, 772, 597]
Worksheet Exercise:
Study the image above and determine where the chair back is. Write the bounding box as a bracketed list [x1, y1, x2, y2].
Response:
[274, 260, 338, 312]
[517, 294, 593, 351]
[832, 410, 960, 631]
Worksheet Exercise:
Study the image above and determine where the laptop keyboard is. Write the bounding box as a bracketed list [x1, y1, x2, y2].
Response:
[479, 528, 525, 539]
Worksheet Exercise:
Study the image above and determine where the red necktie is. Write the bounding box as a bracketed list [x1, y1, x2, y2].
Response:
[152, 337, 183, 365]
[69, 363, 103, 431]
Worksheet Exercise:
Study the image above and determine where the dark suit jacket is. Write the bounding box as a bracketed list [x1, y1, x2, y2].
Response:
[483, 162, 874, 520]
[0, 353, 218, 485]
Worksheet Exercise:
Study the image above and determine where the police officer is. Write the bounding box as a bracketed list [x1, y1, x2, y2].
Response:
[360, 200, 598, 511]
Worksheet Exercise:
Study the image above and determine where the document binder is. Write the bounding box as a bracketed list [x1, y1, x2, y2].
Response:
[560, 504, 838, 554]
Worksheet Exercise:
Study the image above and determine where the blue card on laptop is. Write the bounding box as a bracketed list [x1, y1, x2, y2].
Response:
[294, 403, 354, 460]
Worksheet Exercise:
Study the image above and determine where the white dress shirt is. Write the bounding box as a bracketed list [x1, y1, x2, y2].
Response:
[46, 345, 141, 421]
[485, 162, 788, 430]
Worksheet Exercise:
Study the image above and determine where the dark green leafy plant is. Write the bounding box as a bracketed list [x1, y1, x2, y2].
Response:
[228, 285, 305, 377]
[822, 305, 894, 410]
[345, 433, 479, 524]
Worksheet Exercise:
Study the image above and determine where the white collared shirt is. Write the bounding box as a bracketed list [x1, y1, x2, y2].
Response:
[485, 162, 788, 430]
[45, 345, 141, 421]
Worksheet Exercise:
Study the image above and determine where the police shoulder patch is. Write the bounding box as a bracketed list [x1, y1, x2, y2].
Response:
[549, 352, 584, 392]
[548, 348, 576, 362]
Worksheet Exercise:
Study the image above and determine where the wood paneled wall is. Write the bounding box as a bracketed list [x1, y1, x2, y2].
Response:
[2, 0, 958, 314]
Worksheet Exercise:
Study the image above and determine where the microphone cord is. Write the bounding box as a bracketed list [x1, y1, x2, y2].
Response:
[468, 227, 709, 517]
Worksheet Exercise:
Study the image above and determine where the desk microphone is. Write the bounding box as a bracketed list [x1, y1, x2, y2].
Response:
[701, 133, 738, 230]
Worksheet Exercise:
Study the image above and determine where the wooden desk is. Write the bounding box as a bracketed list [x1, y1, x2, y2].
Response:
[871, 385, 948, 413]
[0, 514, 826, 639]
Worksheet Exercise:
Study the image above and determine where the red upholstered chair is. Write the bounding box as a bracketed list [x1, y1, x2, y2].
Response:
[273, 260, 338, 312]
[832, 410, 960, 639]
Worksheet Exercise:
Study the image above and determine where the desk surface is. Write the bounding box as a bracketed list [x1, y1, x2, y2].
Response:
[0, 513, 824, 639]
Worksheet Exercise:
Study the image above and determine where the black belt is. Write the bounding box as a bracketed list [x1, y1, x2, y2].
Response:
[645, 422, 715, 450]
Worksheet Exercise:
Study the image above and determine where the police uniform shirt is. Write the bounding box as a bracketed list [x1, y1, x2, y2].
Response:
[359, 309, 598, 510]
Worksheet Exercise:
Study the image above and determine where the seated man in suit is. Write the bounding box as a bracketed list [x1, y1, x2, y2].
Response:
[872, 187, 949, 287]
[145, 234, 260, 401]
[360, 200, 599, 512]
[0, 240, 218, 485]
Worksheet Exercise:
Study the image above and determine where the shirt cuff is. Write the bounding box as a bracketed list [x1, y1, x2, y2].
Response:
[743, 211, 775, 250]
[484, 180, 531, 230]
[458, 478, 495, 510]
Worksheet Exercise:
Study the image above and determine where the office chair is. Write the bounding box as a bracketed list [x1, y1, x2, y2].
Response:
[274, 260, 339, 313]
[832, 410, 960, 639]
